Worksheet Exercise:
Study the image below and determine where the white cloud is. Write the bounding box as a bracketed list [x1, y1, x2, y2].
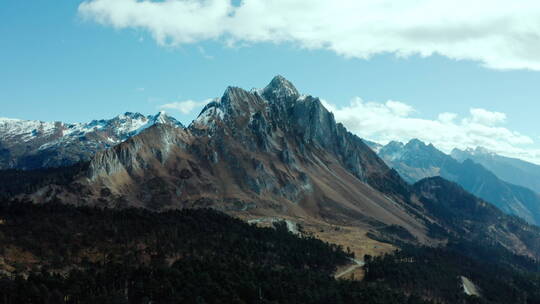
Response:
[438, 112, 457, 123]
[159, 99, 211, 114]
[322, 97, 540, 164]
[385, 100, 415, 117]
[79, 0, 540, 70]
[469, 108, 506, 126]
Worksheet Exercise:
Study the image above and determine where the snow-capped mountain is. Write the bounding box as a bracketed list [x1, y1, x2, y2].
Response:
[452, 147, 540, 194]
[376, 139, 540, 225]
[0, 111, 183, 170]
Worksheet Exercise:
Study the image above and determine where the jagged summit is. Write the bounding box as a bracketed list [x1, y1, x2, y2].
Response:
[386, 140, 405, 148]
[405, 138, 434, 149]
[151, 111, 168, 124]
[379, 139, 440, 163]
[406, 138, 424, 146]
[262, 75, 300, 101]
[116, 112, 146, 120]
[377, 139, 434, 152]
[147, 111, 183, 127]
[191, 76, 302, 130]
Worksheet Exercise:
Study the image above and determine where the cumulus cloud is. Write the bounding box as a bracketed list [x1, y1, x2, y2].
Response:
[321, 97, 540, 164]
[79, 0, 540, 70]
[437, 112, 458, 123]
[159, 99, 211, 114]
[469, 108, 506, 126]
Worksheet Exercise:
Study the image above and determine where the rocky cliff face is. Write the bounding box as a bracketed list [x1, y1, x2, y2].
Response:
[0, 112, 183, 170]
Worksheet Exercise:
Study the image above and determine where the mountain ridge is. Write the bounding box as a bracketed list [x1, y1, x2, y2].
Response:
[0, 111, 183, 170]
[377, 138, 540, 225]
[452, 146, 540, 194]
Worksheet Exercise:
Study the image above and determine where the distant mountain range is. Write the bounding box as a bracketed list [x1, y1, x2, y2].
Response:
[370, 139, 540, 225]
[452, 147, 540, 194]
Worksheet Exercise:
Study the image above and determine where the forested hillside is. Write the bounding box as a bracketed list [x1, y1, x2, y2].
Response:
[364, 242, 540, 304]
[2, 200, 540, 303]
[0, 201, 430, 304]
[0, 163, 88, 199]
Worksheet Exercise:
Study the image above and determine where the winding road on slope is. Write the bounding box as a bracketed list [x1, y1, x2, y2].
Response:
[335, 258, 365, 279]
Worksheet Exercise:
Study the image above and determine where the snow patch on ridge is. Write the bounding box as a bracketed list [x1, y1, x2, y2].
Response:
[191, 98, 224, 128]
[0, 119, 57, 141]
[0, 112, 183, 149]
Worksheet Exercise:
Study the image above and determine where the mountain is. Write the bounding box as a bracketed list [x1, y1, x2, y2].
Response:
[11, 76, 540, 262]
[378, 139, 540, 225]
[25, 76, 426, 251]
[377, 139, 449, 183]
[413, 176, 540, 256]
[363, 139, 383, 153]
[0, 111, 182, 170]
[452, 147, 540, 194]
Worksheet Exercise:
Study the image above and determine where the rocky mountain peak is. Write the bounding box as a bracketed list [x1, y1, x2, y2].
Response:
[399, 139, 442, 158]
[363, 139, 383, 153]
[381, 139, 443, 163]
[151, 111, 167, 123]
[385, 140, 405, 149]
[221, 86, 258, 108]
[149, 111, 182, 127]
[405, 138, 428, 149]
[199, 86, 265, 126]
[192, 76, 304, 132]
[187, 76, 387, 183]
[378, 141, 406, 161]
[191, 98, 224, 129]
[262, 75, 300, 101]
[118, 112, 146, 120]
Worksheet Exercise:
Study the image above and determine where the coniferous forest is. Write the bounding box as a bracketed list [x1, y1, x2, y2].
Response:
[0, 201, 431, 304]
[2, 200, 540, 303]
[0, 201, 540, 304]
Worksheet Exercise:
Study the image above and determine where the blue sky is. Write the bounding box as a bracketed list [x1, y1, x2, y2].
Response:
[2, 0, 540, 163]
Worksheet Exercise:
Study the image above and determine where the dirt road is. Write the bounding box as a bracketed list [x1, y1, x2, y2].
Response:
[335, 258, 365, 279]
